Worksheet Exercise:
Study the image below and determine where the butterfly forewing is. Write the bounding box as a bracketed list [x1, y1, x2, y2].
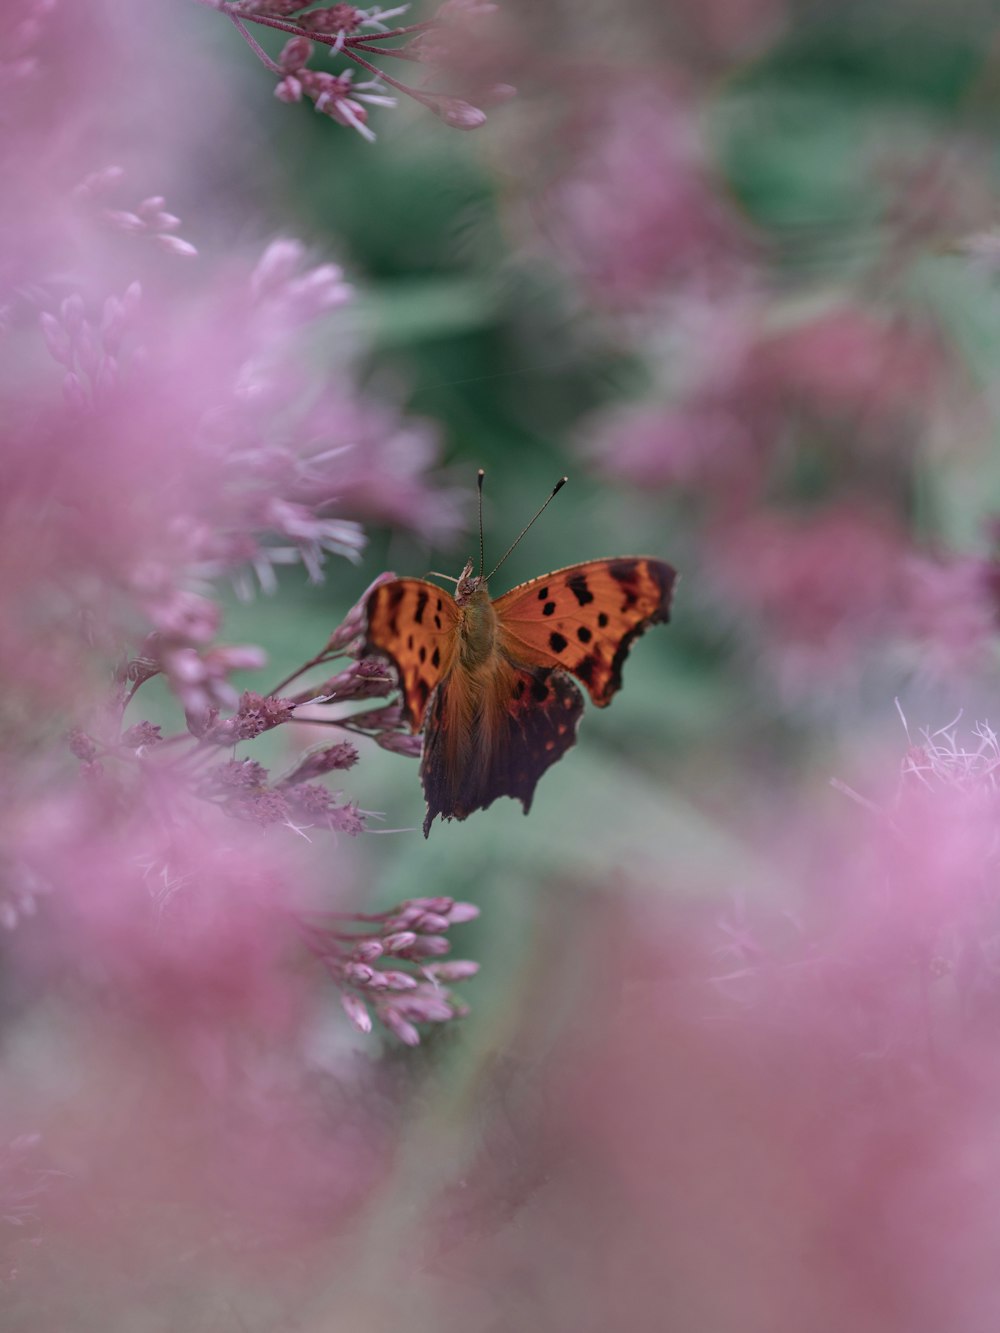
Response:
[363, 578, 460, 730]
[493, 557, 677, 706]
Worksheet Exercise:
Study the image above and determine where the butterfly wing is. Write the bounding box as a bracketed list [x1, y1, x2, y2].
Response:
[493, 557, 678, 706]
[363, 579, 460, 730]
[420, 659, 583, 836]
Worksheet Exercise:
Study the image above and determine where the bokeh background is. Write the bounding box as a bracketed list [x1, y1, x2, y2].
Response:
[5, 0, 1000, 1327]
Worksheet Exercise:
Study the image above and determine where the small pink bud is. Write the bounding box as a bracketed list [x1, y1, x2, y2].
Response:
[447, 901, 480, 924]
[275, 75, 303, 105]
[405, 935, 451, 958]
[122, 281, 143, 316]
[154, 235, 198, 259]
[411, 896, 454, 913]
[423, 960, 480, 982]
[423, 94, 486, 130]
[67, 729, 99, 762]
[352, 939, 384, 963]
[75, 164, 125, 198]
[341, 993, 372, 1034]
[214, 645, 268, 671]
[397, 995, 454, 1023]
[383, 906, 422, 930]
[280, 36, 313, 71]
[378, 1008, 420, 1046]
[137, 195, 167, 216]
[149, 212, 182, 233]
[251, 239, 305, 299]
[483, 82, 517, 105]
[382, 931, 417, 954]
[344, 962, 374, 985]
[381, 970, 419, 991]
[412, 912, 451, 934]
[377, 732, 423, 757]
[104, 209, 146, 233]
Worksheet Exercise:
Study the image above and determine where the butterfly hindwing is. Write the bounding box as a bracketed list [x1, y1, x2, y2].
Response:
[420, 663, 583, 836]
[363, 578, 460, 730]
[493, 557, 677, 706]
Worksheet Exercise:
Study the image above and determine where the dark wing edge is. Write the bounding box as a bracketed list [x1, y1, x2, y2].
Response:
[420, 666, 584, 836]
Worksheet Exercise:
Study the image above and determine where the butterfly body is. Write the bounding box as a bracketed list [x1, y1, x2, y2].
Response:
[364, 555, 677, 835]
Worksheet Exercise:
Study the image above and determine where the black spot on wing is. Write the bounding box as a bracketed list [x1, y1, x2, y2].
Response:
[537, 586, 549, 601]
[577, 626, 592, 644]
[567, 572, 594, 606]
[419, 645, 427, 663]
[414, 588, 429, 624]
[384, 581, 406, 633]
[609, 559, 640, 584]
[549, 631, 568, 653]
[543, 601, 556, 617]
[598, 612, 609, 628]
[431, 646, 440, 668]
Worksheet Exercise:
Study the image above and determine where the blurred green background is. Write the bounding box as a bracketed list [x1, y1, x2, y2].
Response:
[172, 0, 1000, 1050]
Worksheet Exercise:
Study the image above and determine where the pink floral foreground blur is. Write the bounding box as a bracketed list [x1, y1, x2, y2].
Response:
[0, 0, 486, 1307]
[6, 0, 1000, 1329]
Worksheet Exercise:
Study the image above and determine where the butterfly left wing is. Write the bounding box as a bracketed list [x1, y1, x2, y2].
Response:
[363, 579, 460, 730]
[493, 557, 677, 706]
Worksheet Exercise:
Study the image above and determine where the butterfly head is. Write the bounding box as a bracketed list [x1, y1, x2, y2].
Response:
[454, 558, 486, 606]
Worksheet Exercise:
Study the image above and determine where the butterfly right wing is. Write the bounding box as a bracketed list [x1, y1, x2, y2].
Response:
[493, 557, 677, 707]
[363, 579, 460, 731]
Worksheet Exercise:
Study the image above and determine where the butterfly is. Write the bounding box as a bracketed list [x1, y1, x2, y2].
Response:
[363, 474, 677, 836]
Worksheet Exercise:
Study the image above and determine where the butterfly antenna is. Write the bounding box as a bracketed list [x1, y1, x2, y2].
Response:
[477, 468, 486, 579]
[484, 475, 568, 582]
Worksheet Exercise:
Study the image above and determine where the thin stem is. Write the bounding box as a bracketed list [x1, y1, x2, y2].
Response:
[348, 41, 421, 61]
[230, 13, 284, 73]
[267, 648, 343, 697]
[340, 46, 433, 101]
[346, 21, 435, 41]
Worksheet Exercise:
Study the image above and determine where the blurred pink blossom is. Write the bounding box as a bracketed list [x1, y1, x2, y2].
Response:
[419, 718, 1000, 1331]
[540, 80, 750, 307]
[705, 503, 908, 692]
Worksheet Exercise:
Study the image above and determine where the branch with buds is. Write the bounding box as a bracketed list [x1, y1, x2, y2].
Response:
[197, 0, 514, 141]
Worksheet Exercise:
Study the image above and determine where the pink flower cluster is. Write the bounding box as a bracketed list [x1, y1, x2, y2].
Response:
[301, 895, 480, 1044]
[532, 63, 1000, 695]
[416, 715, 1000, 1328]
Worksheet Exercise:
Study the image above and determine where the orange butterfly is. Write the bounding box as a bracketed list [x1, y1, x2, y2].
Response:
[364, 475, 677, 835]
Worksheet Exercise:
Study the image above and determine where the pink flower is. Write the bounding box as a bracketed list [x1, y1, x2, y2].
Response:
[897, 554, 998, 677]
[706, 503, 909, 693]
[541, 80, 749, 306]
[750, 304, 949, 431]
[301, 896, 480, 1042]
